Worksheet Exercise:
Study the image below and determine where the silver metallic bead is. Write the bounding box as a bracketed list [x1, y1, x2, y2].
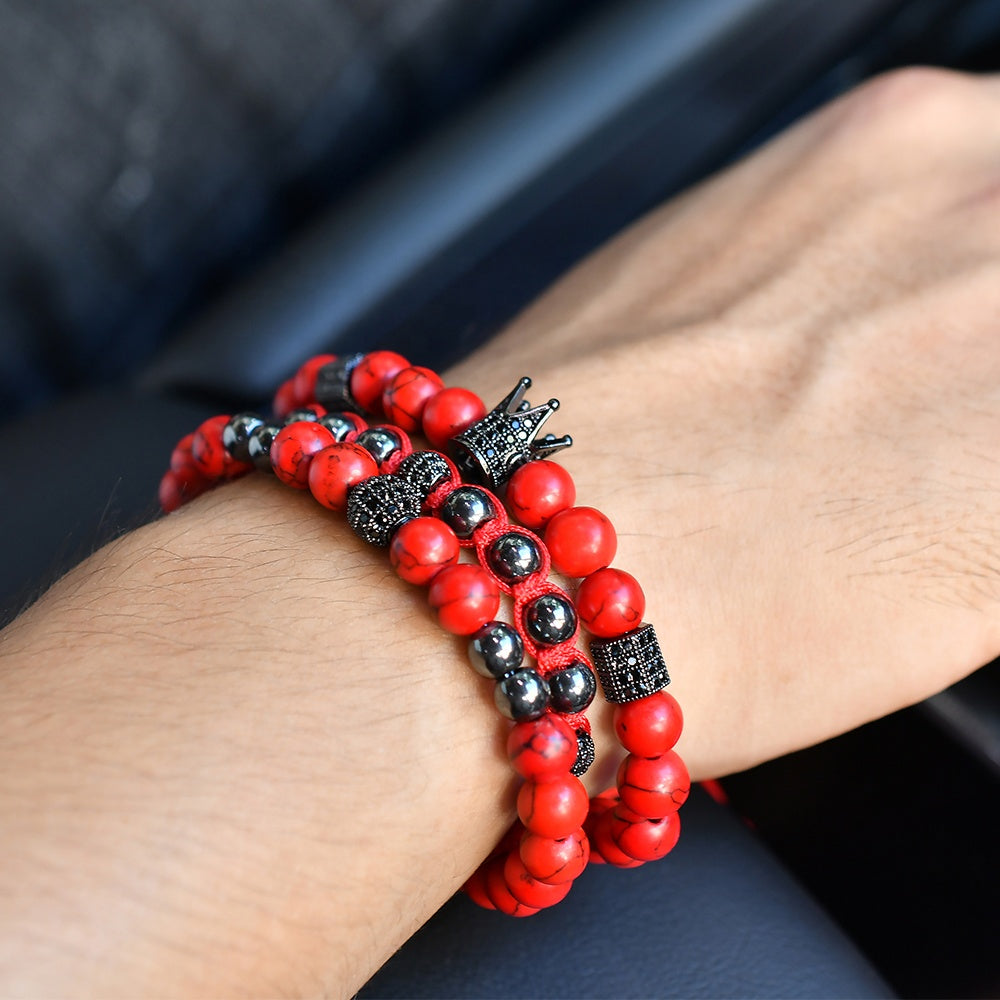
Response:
[468, 621, 524, 679]
[571, 729, 595, 777]
[395, 450, 452, 501]
[549, 660, 597, 713]
[346, 475, 422, 547]
[494, 669, 550, 721]
[318, 412, 358, 442]
[247, 422, 281, 472]
[487, 531, 541, 583]
[314, 353, 365, 412]
[449, 376, 572, 489]
[284, 407, 321, 425]
[523, 593, 577, 646]
[438, 486, 495, 539]
[222, 412, 265, 463]
[589, 623, 670, 704]
[355, 426, 402, 467]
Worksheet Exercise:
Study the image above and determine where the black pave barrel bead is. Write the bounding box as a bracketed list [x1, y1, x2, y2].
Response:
[589, 623, 670, 704]
[487, 532, 542, 584]
[314, 353, 365, 411]
[494, 668, 550, 721]
[222, 412, 266, 463]
[319, 413, 357, 442]
[395, 450, 452, 501]
[523, 593, 577, 646]
[346, 475, 422, 547]
[247, 422, 281, 473]
[571, 729, 596, 777]
[549, 660, 597, 713]
[468, 621, 525, 679]
[438, 486, 496, 539]
[355, 427, 402, 467]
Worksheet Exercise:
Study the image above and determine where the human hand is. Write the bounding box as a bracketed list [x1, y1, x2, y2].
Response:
[455, 67, 1000, 779]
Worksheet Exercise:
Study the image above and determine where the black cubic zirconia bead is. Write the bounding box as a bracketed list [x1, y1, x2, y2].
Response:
[449, 376, 572, 490]
[346, 475, 422, 547]
[571, 729, 596, 777]
[314, 353, 365, 412]
[395, 451, 452, 501]
[589, 623, 670, 704]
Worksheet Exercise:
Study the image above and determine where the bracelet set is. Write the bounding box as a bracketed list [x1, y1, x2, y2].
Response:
[160, 350, 689, 916]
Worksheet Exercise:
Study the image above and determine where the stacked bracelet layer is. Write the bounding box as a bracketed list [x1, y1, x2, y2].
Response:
[159, 349, 689, 916]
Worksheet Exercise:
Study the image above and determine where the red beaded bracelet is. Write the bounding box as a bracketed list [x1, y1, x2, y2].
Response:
[159, 349, 689, 915]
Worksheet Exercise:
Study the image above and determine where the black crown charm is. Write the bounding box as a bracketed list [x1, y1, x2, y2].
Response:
[449, 377, 572, 490]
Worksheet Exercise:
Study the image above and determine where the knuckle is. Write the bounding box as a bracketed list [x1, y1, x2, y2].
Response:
[846, 66, 974, 121]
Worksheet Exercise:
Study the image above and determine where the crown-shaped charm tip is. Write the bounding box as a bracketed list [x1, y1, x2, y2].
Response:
[449, 377, 572, 489]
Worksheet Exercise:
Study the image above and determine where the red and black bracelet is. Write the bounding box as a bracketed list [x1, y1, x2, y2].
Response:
[159, 349, 689, 915]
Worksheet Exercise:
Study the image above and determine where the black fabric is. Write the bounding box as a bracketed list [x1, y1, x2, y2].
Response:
[0, 0, 604, 420]
[360, 788, 893, 1000]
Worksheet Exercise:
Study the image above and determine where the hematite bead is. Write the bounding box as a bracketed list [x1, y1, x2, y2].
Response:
[346, 475, 422, 547]
[395, 450, 451, 501]
[247, 422, 281, 472]
[314, 353, 364, 411]
[319, 413, 357, 441]
[589, 623, 670, 704]
[468, 621, 524, 679]
[488, 532, 541, 583]
[549, 660, 597, 713]
[222, 412, 265, 463]
[494, 669, 550, 721]
[439, 486, 495, 539]
[523, 593, 577, 646]
[284, 407, 321, 425]
[355, 427, 402, 466]
[571, 729, 595, 777]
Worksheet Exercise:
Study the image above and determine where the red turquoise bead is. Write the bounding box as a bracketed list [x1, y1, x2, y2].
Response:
[517, 775, 590, 839]
[484, 856, 540, 917]
[159, 469, 204, 512]
[350, 350, 410, 414]
[502, 851, 573, 909]
[519, 827, 590, 885]
[617, 750, 690, 819]
[577, 567, 645, 638]
[613, 691, 683, 757]
[382, 366, 445, 432]
[506, 460, 576, 530]
[591, 811, 644, 868]
[427, 564, 500, 635]
[307, 442, 378, 511]
[270, 421, 337, 489]
[422, 387, 487, 449]
[292, 353, 336, 404]
[544, 506, 617, 578]
[169, 432, 197, 474]
[610, 808, 681, 862]
[462, 867, 497, 911]
[506, 715, 578, 780]
[389, 517, 460, 586]
[191, 415, 232, 479]
[272, 377, 299, 418]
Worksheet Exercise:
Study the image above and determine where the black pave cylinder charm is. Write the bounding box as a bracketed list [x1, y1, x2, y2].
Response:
[314, 353, 365, 412]
[571, 729, 596, 777]
[523, 593, 577, 646]
[467, 621, 525, 679]
[589, 623, 670, 704]
[395, 450, 452, 501]
[346, 475, 422, 547]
